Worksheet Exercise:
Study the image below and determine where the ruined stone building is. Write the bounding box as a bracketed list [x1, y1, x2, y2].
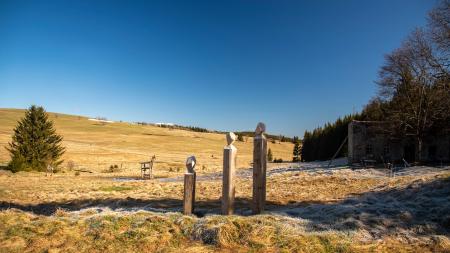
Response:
[348, 121, 450, 164]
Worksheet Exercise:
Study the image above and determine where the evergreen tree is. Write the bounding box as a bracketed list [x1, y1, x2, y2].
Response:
[267, 148, 273, 162]
[6, 105, 65, 172]
[300, 114, 360, 162]
[292, 141, 300, 162]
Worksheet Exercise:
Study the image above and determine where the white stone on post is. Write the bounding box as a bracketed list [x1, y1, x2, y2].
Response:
[222, 132, 237, 215]
[183, 156, 196, 215]
[252, 122, 267, 214]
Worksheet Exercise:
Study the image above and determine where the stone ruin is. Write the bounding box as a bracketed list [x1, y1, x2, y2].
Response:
[348, 120, 450, 164]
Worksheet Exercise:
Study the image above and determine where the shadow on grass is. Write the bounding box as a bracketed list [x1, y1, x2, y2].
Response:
[273, 176, 450, 238]
[1, 177, 449, 239]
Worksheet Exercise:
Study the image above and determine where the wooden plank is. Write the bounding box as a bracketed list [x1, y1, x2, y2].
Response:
[328, 135, 348, 167]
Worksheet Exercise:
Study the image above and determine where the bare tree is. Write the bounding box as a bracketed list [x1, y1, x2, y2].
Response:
[428, 0, 450, 63]
[377, 28, 450, 162]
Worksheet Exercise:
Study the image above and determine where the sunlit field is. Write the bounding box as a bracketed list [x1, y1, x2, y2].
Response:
[0, 108, 294, 175]
[0, 109, 449, 252]
[0, 163, 449, 252]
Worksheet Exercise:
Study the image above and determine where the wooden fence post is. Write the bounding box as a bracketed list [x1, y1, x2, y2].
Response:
[183, 172, 196, 215]
[222, 132, 237, 215]
[183, 156, 197, 215]
[252, 122, 267, 214]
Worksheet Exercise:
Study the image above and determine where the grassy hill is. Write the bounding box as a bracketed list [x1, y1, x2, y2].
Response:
[0, 108, 294, 174]
[0, 108, 449, 252]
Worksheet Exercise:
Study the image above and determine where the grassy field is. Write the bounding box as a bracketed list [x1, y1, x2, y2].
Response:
[0, 108, 294, 175]
[0, 108, 449, 252]
[0, 166, 449, 252]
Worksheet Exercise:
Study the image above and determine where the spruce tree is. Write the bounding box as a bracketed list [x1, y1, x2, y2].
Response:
[7, 105, 65, 172]
[267, 148, 273, 162]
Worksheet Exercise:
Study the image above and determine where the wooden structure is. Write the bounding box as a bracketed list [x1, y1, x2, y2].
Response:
[252, 123, 267, 214]
[222, 132, 237, 215]
[140, 155, 156, 179]
[183, 172, 196, 215]
[183, 156, 197, 215]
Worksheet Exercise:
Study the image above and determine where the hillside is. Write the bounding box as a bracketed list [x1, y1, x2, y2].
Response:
[0, 108, 294, 174]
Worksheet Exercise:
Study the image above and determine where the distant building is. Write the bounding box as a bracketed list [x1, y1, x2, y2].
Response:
[155, 123, 175, 127]
[88, 118, 114, 123]
[348, 121, 450, 164]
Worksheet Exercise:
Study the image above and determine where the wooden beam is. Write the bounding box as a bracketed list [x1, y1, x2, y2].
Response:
[183, 172, 196, 215]
[252, 134, 267, 214]
[222, 147, 236, 215]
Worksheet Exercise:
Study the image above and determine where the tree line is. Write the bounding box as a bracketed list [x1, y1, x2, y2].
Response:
[301, 1, 450, 162]
[301, 114, 360, 162]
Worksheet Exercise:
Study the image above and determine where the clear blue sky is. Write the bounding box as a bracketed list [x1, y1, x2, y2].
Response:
[0, 0, 436, 137]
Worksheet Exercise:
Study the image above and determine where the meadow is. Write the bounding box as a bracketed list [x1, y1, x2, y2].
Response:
[0, 108, 294, 175]
[0, 109, 449, 252]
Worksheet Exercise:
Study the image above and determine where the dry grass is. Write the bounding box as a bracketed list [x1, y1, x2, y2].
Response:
[0, 208, 448, 253]
[0, 167, 449, 252]
[0, 169, 385, 209]
[0, 108, 294, 174]
[0, 109, 449, 252]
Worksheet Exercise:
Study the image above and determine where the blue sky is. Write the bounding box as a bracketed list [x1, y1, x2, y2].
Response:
[0, 0, 436, 137]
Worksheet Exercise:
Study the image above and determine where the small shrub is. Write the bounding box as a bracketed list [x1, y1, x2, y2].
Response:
[105, 165, 120, 173]
[75, 171, 80, 176]
[273, 158, 283, 163]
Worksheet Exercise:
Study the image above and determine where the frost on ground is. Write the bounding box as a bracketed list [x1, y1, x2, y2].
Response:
[0, 159, 449, 252]
[268, 161, 450, 245]
[273, 174, 450, 241]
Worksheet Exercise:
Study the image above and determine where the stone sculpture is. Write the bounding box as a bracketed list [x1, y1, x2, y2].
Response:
[186, 155, 196, 173]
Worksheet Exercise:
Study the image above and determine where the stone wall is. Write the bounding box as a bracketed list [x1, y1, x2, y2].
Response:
[348, 121, 450, 164]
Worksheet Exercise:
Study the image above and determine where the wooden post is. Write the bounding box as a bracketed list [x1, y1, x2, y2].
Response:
[252, 123, 267, 214]
[222, 132, 237, 215]
[183, 172, 196, 215]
